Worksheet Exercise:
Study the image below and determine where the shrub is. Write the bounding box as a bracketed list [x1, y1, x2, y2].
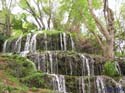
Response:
[21, 72, 45, 88]
[103, 61, 119, 77]
[3, 55, 36, 78]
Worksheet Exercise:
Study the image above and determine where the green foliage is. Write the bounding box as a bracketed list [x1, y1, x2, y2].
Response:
[12, 18, 23, 30]
[22, 22, 37, 32]
[2, 55, 36, 78]
[0, 32, 7, 41]
[21, 72, 45, 88]
[115, 51, 125, 57]
[103, 61, 119, 77]
[19, 0, 28, 9]
[0, 81, 28, 93]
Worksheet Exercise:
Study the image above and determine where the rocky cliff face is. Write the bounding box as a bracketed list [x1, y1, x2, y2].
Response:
[2, 31, 125, 93]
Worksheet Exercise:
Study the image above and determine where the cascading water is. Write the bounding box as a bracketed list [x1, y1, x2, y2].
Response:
[24, 33, 31, 52]
[63, 32, 67, 51]
[14, 35, 22, 53]
[20, 33, 32, 56]
[81, 55, 91, 76]
[3, 31, 125, 93]
[60, 32, 67, 51]
[79, 77, 85, 93]
[30, 33, 38, 53]
[69, 61, 72, 75]
[48, 51, 53, 73]
[51, 74, 66, 93]
[3, 40, 8, 53]
[70, 34, 75, 50]
[96, 76, 105, 93]
[60, 33, 63, 50]
[44, 33, 48, 50]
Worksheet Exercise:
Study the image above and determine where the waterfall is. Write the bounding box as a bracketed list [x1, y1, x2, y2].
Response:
[3, 31, 125, 93]
[48, 51, 53, 73]
[30, 33, 38, 53]
[24, 33, 31, 52]
[51, 74, 66, 93]
[37, 53, 41, 70]
[96, 76, 105, 93]
[60, 33, 63, 50]
[44, 33, 48, 50]
[81, 55, 90, 76]
[60, 32, 67, 51]
[15, 35, 22, 53]
[79, 77, 85, 93]
[69, 61, 72, 75]
[63, 32, 67, 51]
[3, 40, 8, 53]
[20, 51, 29, 57]
[86, 58, 90, 76]
[70, 34, 75, 50]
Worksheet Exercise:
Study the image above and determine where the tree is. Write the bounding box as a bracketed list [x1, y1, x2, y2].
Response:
[60, 0, 115, 60]
[114, 1, 125, 57]
[12, 13, 37, 33]
[0, 0, 14, 36]
[19, 0, 59, 30]
[87, 0, 115, 60]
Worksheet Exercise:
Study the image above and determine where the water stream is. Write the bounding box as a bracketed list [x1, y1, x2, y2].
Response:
[2, 32, 125, 93]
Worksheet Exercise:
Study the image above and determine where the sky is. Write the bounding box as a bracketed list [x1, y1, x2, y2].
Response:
[109, 0, 123, 14]
[10, 0, 123, 14]
[0, 0, 124, 29]
[0, 0, 123, 14]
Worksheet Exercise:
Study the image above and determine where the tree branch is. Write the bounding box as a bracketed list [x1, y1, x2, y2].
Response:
[87, 0, 110, 40]
[83, 16, 104, 49]
[33, 0, 45, 29]
[25, 0, 42, 29]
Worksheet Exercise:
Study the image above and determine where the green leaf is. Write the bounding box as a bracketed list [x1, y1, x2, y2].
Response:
[19, 0, 28, 9]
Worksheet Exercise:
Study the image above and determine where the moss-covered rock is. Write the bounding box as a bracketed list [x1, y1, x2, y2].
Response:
[27, 51, 106, 76]
[0, 54, 36, 78]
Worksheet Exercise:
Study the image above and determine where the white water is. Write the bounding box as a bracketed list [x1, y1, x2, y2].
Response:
[15, 35, 22, 53]
[44, 33, 48, 50]
[69, 61, 72, 75]
[20, 51, 29, 57]
[85, 58, 90, 76]
[63, 32, 67, 51]
[51, 74, 66, 93]
[3, 40, 8, 53]
[81, 55, 90, 76]
[60, 33, 63, 50]
[30, 33, 38, 53]
[60, 32, 67, 51]
[79, 77, 85, 93]
[70, 34, 75, 50]
[24, 33, 31, 51]
[96, 76, 105, 93]
[48, 51, 53, 73]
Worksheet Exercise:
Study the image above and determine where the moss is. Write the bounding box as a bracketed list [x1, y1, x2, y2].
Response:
[21, 72, 45, 88]
[1, 54, 37, 78]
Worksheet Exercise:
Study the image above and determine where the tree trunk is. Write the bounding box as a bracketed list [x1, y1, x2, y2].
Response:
[87, 0, 115, 60]
[103, 39, 114, 60]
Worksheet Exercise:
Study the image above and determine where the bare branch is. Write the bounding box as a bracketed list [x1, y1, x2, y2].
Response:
[25, 0, 42, 28]
[87, 0, 110, 40]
